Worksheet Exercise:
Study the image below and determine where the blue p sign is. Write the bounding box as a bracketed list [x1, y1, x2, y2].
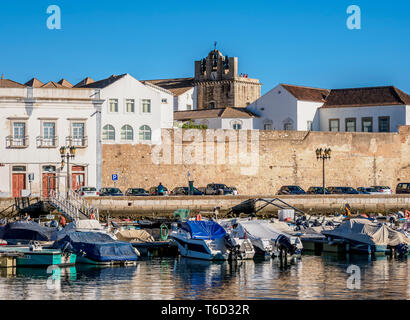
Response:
[112, 174, 118, 181]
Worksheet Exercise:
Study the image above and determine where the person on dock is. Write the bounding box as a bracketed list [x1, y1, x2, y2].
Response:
[157, 182, 164, 196]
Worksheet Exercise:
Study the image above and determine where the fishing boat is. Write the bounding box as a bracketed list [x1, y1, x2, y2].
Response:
[0, 221, 56, 245]
[220, 219, 303, 258]
[52, 231, 139, 265]
[170, 220, 255, 261]
[0, 242, 76, 267]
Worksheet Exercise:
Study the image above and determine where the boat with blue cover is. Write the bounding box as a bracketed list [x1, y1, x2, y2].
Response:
[52, 231, 139, 265]
[170, 220, 254, 261]
[0, 221, 56, 245]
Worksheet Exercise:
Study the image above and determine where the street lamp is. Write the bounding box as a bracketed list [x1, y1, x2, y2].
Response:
[315, 148, 332, 195]
[60, 145, 76, 197]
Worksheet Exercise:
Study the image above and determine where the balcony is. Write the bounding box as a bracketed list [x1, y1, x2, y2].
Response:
[6, 136, 29, 148]
[36, 136, 58, 148]
[66, 136, 88, 148]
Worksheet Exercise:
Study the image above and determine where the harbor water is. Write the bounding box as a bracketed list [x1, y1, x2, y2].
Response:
[0, 253, 408, 300]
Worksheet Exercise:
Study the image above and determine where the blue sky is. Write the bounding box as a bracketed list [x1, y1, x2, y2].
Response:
[1, 0, 410, 94]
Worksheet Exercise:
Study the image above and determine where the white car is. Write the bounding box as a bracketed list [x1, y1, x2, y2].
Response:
[370, 186, 393, 195]
[77, 186, 99, 197]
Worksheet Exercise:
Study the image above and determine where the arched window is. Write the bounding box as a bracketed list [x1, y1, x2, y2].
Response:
[139, 125, 151, 141]
[231, 120, 243, 130]
[208, 101, 216, 109]
[121, 125, 133, 141]
[282, 118, 294, 131]
[102, 124, 115, 141]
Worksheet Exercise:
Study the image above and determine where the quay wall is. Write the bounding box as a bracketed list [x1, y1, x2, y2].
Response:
[102, 127, 410, 195]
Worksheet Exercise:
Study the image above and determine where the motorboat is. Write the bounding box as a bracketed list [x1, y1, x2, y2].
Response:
[0, 221, 56, 245]
[220, 219, 303, 258]
[170, 220, 254, 261]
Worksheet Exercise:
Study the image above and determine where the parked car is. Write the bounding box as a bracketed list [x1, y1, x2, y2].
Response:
[148, 186, 169, 196]
[125, 188, 149, 196]
[77, 186, 99, 197]
[99, 187, 123, 196]
[205, 183, 234, 195]
[277, 186, 306, 195]
[396, 183, 410, 194]
[306, 187, 330, 195]
[327, 187, 359, 195]
[171, 187, 204, 196]
[229, 187, 239, 195]
[357, 187, 380, 195]
[371, 186, 393, 194]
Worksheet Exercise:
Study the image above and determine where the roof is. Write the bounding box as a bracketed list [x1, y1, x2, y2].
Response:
[281, 84, 330, 102]
[41, 81, 65, 88]
[0, 78, 25, 88]
[321, 86, 410, 108]
[74, 77, 95, 88]
[77, 74, 127, 88]
[58, 79, 74, 88]
[174, 107, 258, 121]
[143, 78, 194, 96]
[25, 78, 43, 88]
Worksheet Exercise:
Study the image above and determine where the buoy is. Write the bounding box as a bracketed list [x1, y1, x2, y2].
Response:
[196, 213, 202, 221]
[160, 224, 169, 241]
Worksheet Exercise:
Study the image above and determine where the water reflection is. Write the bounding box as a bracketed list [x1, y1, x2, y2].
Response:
[0, 254, 408, 300]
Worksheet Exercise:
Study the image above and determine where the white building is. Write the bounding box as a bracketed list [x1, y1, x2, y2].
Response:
[173, 107, 258, 129]
[319, 86, 410, 133]
[0, 78, 103, 197]
[247, 84, 329, 131]
[143, 78, 197, 111]
[78, 73, 174, 145]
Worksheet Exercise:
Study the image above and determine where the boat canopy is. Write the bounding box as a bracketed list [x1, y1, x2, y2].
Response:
[0, 221, 56, 241]
[322, 218, 410, 246]
[52, 231, 139, 262]
[181, 221, 226, 240]
[115, 229, 155, 242]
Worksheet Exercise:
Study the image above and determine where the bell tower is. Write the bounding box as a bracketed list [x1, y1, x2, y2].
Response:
[194, 47, 261, 110]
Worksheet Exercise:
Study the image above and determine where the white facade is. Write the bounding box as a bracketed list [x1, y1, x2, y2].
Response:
[247, 84, 323, 131]
[99, 74, 174, 146]
[0, 87, 103, 197]
[319, 105, 409, 132]
[174, 87, 196, 111]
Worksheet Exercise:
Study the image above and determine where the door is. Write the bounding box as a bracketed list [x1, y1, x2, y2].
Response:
[12, 173, 26, 197]
[71, 166, 85, 191]
[42, 173, 56, 197]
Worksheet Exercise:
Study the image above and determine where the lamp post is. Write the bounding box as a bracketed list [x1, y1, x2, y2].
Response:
[315, 148, 332, 195]
[59, 146, 76, 198]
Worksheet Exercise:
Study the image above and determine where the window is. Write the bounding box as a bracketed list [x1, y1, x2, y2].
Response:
[139, 125, 151, 141]
[71, 122, 85, 146]
[329, 119, 340, 132]
[264, 123, 272, 130]
[233, 123, 242, 130]
[102, 124, 115, 141]
[42, 122, 56, 147]
[121, 125, 133, 141]
[345, 118, 356, 132]
[284, 123, 293, 131]
[109, 99, 118, 112]
[362, 117, 373, 132]
[142, 99, 151, 113]
[378, 116, 390, 132]
[13, 122, 26, 146]
[125, 99, 135, 113]
[307, 121, 313, 131]
[161, 98, 168, 104]
[186, 104, 192, 110]
[208, 102, 216, 109]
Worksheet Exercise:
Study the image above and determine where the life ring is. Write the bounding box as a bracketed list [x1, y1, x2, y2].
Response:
[196, 214, 202, 221]
[90, 213, 96, 220]
[160, 224, 169, 241]
[405, 210, 410, 219]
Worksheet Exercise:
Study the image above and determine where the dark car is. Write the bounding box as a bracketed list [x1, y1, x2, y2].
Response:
[327, 187, 359, 195]
[171, 187, 204, 196]
[99, 187, 123, 196]
[205, 183, 234, 195]
[277, 186, 306, 195]
[307, 187, 330, 195]
[125, 188, 149, 196]
[396, 183, 410, 194]
[148, 186, 169, 196]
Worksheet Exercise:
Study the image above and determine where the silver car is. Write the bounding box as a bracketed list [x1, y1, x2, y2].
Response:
[77, 186, 99, 197]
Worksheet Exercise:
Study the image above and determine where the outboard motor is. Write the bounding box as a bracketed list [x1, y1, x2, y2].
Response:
[396, 243, 409, 257]
[223, 234, 241, 259]
[275, 234, 298, 256]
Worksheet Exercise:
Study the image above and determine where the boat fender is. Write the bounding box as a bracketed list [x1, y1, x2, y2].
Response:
[405, 210, 410, 219]
[160, 224, 169, 241]
[195, 214, 202, 221]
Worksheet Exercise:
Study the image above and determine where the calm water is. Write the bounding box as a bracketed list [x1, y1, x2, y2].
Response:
[0, 254, 409, 300]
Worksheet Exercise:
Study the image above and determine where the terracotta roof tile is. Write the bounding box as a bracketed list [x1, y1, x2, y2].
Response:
[58, 79, 74, 88]
[281, 84, 330, 102]
[321, 86, 410, 108]
[41, 81, 64, 88]
[143, 78, 194, 96]
[174, 107, 258, 121]
[0, 78, 26, 88]
[74, 77, 95, 88]
[78, 74, 127, 88]
[24, 78, 43, 88]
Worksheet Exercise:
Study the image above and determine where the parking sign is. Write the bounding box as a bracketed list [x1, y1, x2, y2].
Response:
[112, 174, 118, 181]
